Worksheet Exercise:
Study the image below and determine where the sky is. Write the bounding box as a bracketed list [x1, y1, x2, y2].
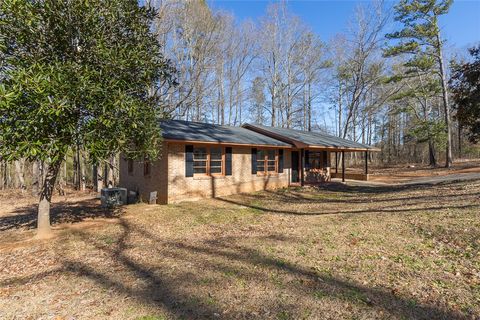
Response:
[206, 0, 479, 134]
[206, 0, 480, 132]
[208, 0, 480, 51]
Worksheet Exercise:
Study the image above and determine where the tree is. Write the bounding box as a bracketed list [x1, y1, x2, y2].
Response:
[0, 0, 176, 238]
[331, 2, 390, 141]
[385, 59, 444, 166]
[297, 32, 330, 131]
[153, 0, 219, 121]
[450, 46, 480, 144]
[249, 77, 267, 124]
[259, 2, 284, 127]
[384, 0, 454, 167]
[259, 2, 329, 129]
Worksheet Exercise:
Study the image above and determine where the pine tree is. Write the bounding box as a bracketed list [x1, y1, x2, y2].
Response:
[384, 0, 454, 167]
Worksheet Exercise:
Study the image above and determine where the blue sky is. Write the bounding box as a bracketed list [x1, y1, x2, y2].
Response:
[206, 0, 479, 133]
[209, 0, 480, 50]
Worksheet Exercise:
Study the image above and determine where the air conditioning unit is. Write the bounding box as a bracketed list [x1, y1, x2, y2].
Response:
[101, 188, 127, 207]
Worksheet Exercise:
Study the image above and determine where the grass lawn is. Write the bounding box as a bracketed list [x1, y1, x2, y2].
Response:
[0, 179, 479, 319]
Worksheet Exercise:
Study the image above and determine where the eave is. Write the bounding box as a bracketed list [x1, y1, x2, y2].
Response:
[163, 138, 292, 149]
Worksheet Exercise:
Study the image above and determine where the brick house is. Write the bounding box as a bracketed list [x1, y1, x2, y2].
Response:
[119, 120, 378, 204]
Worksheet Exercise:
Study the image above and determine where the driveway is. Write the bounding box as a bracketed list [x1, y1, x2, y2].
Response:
[401, 172, 480, 185]
[335, 172, 480, 187]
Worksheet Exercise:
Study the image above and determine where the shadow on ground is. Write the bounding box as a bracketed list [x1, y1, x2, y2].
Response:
[0, 198, 120, 231]
[2, 179, 479, 231]
[217, 180, 480, 216]
[2, 179, 477, 318]
[8, 218, 465, 319]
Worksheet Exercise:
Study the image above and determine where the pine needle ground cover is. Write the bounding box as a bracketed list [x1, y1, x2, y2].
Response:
[1, 179, 479, 319]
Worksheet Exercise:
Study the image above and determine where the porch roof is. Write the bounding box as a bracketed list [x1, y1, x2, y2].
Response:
[160, 120, 291, 147]
[242, 124, 380, 152]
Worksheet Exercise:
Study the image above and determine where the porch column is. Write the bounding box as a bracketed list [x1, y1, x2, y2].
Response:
[342, 151, 345, 182]
[300, 149, 305, 186]
[335, 152, 338, 174]
[364, 151, 368, 175]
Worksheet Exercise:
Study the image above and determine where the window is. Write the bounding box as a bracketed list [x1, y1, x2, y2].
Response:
[257, 149, 265, 172]
[127, 159, 134, 175]
[210, 147, 222, 174]
[308, 152, 322, 170]
[306, 151, 328, 170]
[256, 149, 278, 174]
[193, 147, 208, 174]
[193, 146, 224, 175]
[267, 150, 276, 172]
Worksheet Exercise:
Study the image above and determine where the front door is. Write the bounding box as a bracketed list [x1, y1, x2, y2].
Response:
[291, 151, 299, 183]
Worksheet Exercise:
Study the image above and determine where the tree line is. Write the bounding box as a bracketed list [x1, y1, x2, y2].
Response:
[152, 0, 479, 166]
[1, 0, 478, 236]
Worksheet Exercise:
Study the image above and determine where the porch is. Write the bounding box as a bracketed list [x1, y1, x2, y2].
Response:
[290, 149, 371, 185]
[241, 123, 379, 186]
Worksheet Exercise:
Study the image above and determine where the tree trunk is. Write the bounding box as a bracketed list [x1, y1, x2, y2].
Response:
[1, 161, 7, 190]
[0, 161, 4, 190]
[93, 164, 99, 192]
[6, 162, 12, 188]
[458, 124, 462, 159]
[108, 156, 115, 187]
[57, 161, 66, 196]
[32, 161, 40, 196]
[436, 33, 453, 168]
[74, 145, 82, 190]
[271, 52, 277, 127]
[103, 163, 110, 188]
[428, 140, 437, 167]
[36, 157, 62, 239]
[271, 86, 276, 127]
[14, 160, 25, 189]
[80, 153, 86, 191]
[307, 82, 312, 132]
[338, 83, 342, 138]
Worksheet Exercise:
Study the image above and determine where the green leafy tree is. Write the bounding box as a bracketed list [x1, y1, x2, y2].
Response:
[450, 46, 480, 144]
[0, 0, 176, 237]
[384, 0, 454, 167]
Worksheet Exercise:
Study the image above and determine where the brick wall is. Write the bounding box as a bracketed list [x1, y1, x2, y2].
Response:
[167, 143, 291, 203]
[119, 142, 291, 204]
[119, 141, 168, 204]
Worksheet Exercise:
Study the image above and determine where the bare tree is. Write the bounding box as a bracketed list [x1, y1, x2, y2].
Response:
[330, 2, 391, 142]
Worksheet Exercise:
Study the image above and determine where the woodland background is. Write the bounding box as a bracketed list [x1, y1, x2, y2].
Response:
[1, 0, 479, 193]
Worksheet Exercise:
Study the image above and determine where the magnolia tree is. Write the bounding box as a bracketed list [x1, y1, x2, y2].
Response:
[0, 0, 176, 238]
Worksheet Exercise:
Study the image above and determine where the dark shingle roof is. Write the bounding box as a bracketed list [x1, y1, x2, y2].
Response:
[160, 120, 290, 147]
[243, 124, 378, 151]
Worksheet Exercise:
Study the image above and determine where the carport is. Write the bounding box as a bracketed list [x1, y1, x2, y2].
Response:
[243, 124, 380, 185]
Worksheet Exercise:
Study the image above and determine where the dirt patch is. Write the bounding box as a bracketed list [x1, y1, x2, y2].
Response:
[1, 178, 479, 319]
[0, 189, 121, 233]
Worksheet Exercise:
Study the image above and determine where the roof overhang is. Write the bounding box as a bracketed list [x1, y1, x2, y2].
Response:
[306, 145, 381, 152]
[241, 124, 308, 148]
[243, 124, 381, 152]
[163, 138, 292, 149]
